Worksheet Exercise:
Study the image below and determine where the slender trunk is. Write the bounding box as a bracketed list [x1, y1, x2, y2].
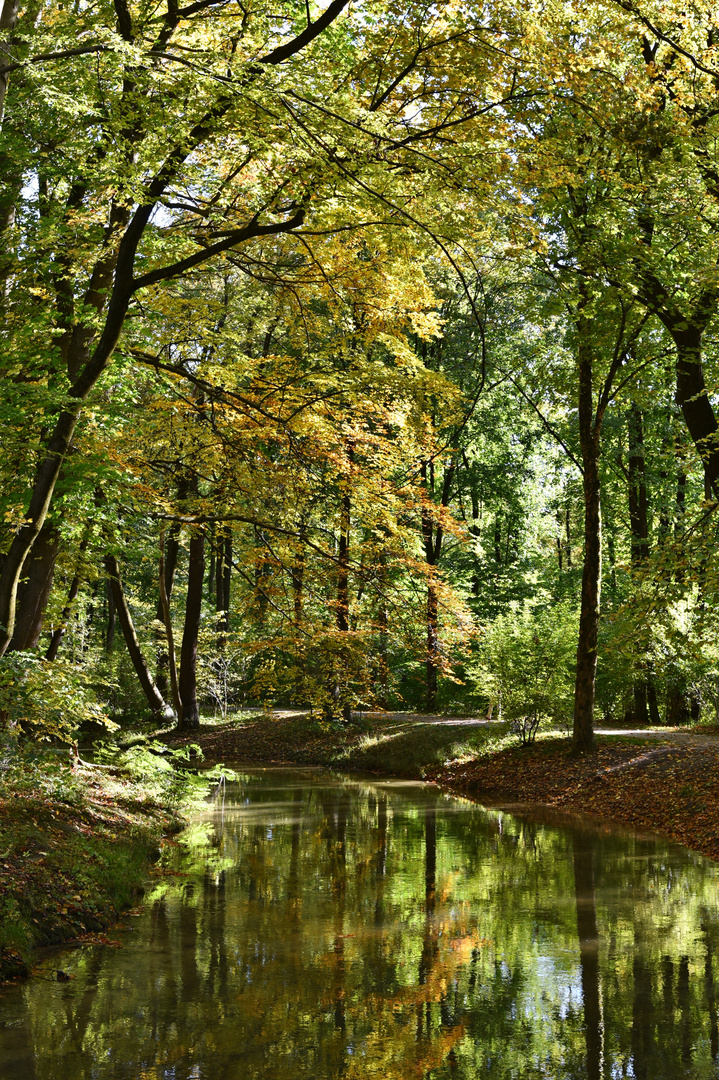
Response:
[178, 529, 205, 730]
[377, 551, 389, 708]
[426, 580, 439, 712]
[336, 488, 351, 723]
[573, 317, 600, 753]
[421, 460, 454, 713]
[556, 510, 564, 572]
[254, 530, 270, 624]
[607, 525, 617, 595]
[207, 522, 216, 604]
[216, 528, 231, 647]
[46, 532, 90, 661]
[155, 522, 180, 695]
[104, 554, 173, 720]
[493, 517, 502, 565]
[337, 491, 350, 634]
[627, 403, 654, 725]
[105, 580, 115, 654]
[223, 531, 232, 619]
[8, 522, 61, 651]
[675, 467, 686, 535]
[159, 530, 182, 719]
[0, 0, 24, 310]
[628, 403, 650, 563]
[291, 529, 305, 625]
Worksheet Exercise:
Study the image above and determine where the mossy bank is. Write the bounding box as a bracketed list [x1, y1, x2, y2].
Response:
[0, 745, 205, 982]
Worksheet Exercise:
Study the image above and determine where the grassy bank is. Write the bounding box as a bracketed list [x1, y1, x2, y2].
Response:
[0, 745, 206, 981]
[166, 710, 501, 776]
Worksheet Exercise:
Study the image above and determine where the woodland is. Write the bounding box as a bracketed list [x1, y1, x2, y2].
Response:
[2, 0, 719, 755]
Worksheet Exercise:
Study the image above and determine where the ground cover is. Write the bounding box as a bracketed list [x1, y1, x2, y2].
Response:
[165, 710, 498, 776]
[0, 746, 206, 982]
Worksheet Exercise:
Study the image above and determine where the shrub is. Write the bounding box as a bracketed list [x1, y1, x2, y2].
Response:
[468, 600, 577, 743]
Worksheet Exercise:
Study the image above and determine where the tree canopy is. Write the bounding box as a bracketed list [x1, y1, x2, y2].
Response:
[2, 0, 719, 749]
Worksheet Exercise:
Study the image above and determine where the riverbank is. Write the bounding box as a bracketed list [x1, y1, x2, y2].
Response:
[432, 734, 719, 862]
[167, 711, 719, 861]
[0, 748, 198, 982]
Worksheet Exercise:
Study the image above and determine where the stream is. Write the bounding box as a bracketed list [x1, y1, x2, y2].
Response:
[1, 769, 718, 1079]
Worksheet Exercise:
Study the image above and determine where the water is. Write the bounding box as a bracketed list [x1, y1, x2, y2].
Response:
[1, 770, 718, 1079]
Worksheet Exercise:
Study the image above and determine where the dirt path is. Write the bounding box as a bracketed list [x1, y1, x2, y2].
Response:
[595, 726, 719, 747]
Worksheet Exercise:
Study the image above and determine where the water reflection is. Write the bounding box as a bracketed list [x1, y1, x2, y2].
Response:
[2, 772, 719, 1079]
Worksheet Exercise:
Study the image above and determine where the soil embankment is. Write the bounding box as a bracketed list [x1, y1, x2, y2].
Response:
[432, 734, 719, 861]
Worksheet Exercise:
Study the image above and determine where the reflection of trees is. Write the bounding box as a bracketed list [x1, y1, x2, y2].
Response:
[180, 881, 199, 1001]
[703, 920, 719, 1062]
[7, 776, 719, 1080]
[572, 832, 603, 1080]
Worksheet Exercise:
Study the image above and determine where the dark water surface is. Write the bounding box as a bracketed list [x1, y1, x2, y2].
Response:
[1, 770, 719, 1079]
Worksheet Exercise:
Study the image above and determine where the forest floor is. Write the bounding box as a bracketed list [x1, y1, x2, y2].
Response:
[167, 710, 719, 862]
[0, 751, 195, 983]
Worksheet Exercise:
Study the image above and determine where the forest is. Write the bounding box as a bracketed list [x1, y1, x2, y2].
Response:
[2, 0, 719, 751]
[5, 5, 719, 1075]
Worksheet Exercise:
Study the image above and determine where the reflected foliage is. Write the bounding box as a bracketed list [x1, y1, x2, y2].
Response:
[1, 776, 719, 1079]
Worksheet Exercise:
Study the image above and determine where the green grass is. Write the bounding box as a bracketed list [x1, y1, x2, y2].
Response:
[331, 719, 514, 776]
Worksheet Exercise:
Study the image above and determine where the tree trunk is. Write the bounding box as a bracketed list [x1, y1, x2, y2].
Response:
[672, 326, 719, 497]
[420, 460, 454, 713]
[627, 402, 656, 725]
[216, 528, 231, 647]
[45, 532, 90, 661]
[7, 523, 61, 651]
[155, 523, 180, 696]
[207, 522, 216, 604]
[335, 489, 351, 723]
[291, 536, 304, 626]
[573, 319, 600, 753]
[105, 580, 115, 654]
[337, 492, 350, 634]
[178, 529, 205, 730]
[377, 552, 389, 708]
[159, 530, 182, 720]
[253, 530, 270, 625]
[104, 554, 173, 720]
[426, 580, 439, 712]
[0, 0, 23, 310]
[628, 403, 649, 563]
